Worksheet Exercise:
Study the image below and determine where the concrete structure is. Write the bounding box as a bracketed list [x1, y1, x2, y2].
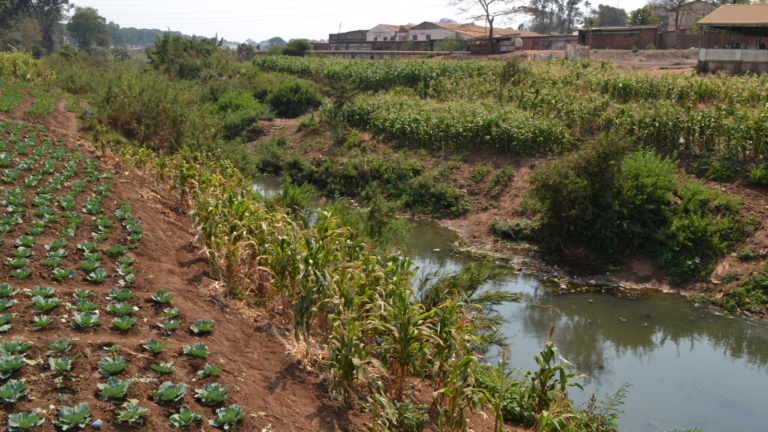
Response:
[520, 35, 578, 50]
[696, 4, 768, 73]
[367, 24, 413, 42]
[576, 26, 659, 49]
[329, 30, 368, 50]
[308, 50, 468, 60]
[407, 22, 532, 42]
[328, 22, 543, 53]
[698, 48, 768, 73]
[668, 0, 717, 33]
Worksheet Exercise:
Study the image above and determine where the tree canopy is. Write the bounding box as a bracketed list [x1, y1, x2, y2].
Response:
[283, 39, 311, 57]
[67, 6, 109, 48]
[596, 4, 628, 27]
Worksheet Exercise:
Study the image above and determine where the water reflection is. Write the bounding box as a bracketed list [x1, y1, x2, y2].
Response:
[249, 174, 768, 431]
[251, 175, 282, 199]
[405, 220, 768, 432]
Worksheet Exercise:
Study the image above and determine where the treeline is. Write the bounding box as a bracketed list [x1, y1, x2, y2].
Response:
[0, 3, 235, 56]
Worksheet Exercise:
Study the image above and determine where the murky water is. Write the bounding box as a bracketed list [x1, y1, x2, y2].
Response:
[251, 175, 282, 199]
[405, 220, 768, 432]
[253, 179, 768, 431]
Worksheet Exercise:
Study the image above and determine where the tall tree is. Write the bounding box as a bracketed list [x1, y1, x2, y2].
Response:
[648, 0, 686, 31]
[66, 6, 108, 49]
[26, 0, 72, 52]
[629, 5, 660, 26]
[525, 0, 583, 35]
[595, 4, 628, 26]
[450, 0, 526, 47]
[108, 21, 126, 47]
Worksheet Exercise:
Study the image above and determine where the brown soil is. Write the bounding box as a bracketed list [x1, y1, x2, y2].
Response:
[0, 91, 520, 431]
[264, 107, 768, 311]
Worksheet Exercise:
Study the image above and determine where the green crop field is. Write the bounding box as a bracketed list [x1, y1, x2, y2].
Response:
[258, 56, 768, 161]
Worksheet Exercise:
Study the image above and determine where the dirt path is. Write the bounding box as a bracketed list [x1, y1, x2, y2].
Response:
[0, 94, 367, 431]
[0, 91, 519, 431]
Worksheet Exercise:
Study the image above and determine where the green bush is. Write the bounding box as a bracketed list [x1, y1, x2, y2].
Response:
[486, 166, 515, 196]
[489, 218, 538, 240]
[296, 114, 318, 133]
[474, 364, 533, 424]
[470, 163, 489, 183]
[283, 39, 312, 57]
[391, 399, 429, 432]
[48, 61, 214, 153]
[265, 80, 322, 118]
[284, 154, 469, 216]
[212, 91, 263, 114]
[237, 72, 305, 101]
[700, 265, 768, 312]
[527, 139, 748, 282]
[746, 164, 768, 186]
[221, 111, 267, 141]
[704, 160, 733, 181]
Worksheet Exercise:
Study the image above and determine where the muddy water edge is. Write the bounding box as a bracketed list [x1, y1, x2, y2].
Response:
[253, 176, 768, 432]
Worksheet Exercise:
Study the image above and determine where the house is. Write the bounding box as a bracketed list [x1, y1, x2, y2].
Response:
[367, 25, 414, 42]
[329, 30, 369, 50]
[696, 4, 768, 73]
[407, 21, 533, 41]
[668, 0, 717, 33]
[576, 26, 659, 49]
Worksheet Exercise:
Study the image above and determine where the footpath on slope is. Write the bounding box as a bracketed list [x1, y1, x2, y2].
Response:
[0, 91, 366, 432]
[0, 90, 516, 432]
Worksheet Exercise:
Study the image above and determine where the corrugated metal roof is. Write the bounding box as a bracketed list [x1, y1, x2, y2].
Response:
[378, 24, 401, 31]
[427, 22, 541, 38]
[698, 5, 768, 27]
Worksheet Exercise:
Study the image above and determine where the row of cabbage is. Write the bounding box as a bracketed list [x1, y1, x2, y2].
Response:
[0, 119, 244, 430]
[0, 80, 58, 115]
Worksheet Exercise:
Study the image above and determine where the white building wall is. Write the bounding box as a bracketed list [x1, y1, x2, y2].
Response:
[407, 29, 459, 41]
[367, 25, 397, 41]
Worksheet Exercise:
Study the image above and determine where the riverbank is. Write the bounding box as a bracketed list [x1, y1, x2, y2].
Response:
[251, 111, 768, 313]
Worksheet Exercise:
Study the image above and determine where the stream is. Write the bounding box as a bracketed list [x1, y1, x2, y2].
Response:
[254, 176, 768, 432]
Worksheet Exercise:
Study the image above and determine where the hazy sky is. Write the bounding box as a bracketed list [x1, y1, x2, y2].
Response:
[72, 0, 650, 43]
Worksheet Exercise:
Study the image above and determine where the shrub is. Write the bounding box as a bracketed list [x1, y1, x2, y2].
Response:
[746, 164, 768, 186]
[52, 62, 215, 153]
[283, 39, 312, 57]
[489, 218, 538, 241]
[221, 110, 268, 141]
[295, 114, 318, 133]
[486, 166, 515, 196]
[392, 399, 429, 432]
[527, 140, 747, 282]
[265, 80, 323, 118]
[470, 163, 490, 183]
[211, 90, 262, 114]
[704, 160, 733, 181]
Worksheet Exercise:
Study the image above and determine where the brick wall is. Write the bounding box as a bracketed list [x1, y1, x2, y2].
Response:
[581, 28, 658, 49]
[661, 31, 767, 49]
